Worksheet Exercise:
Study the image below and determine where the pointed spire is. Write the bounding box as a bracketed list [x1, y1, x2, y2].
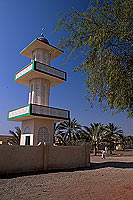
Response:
[41, 27, 44, 36]
[38, 28, 49, 45]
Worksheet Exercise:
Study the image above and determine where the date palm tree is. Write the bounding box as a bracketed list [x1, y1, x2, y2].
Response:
[123, 135, 133, 148]
[55, 118, 82, 145]
[103, 123, 123, 154]
[8, 126, 21, 145]
[80, 126, 92, 143]
[84, 123, 104, 155]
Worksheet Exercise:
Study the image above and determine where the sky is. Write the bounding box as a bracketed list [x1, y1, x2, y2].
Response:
[0, 0, 132, 136]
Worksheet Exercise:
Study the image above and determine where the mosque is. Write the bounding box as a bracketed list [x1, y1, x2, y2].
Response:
[7, 32, 70, 145]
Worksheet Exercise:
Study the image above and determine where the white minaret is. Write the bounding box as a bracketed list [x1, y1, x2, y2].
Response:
[8, 32, 70, 145]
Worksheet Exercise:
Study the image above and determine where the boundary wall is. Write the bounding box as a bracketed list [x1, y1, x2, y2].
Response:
[0, 143, 90, 174]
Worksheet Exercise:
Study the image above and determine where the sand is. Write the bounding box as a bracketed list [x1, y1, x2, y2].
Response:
[0, 149, 133, 200]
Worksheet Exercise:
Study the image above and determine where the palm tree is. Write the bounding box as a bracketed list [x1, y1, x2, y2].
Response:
[8, 126, 21, 145]
[80, 126, 92, 144]
[123, 135, 133, 148]
[84, 123, 104, 155]
[103, 123, 123, 154]
[55, 118, 82, 145]
[117, 134, 126, 150]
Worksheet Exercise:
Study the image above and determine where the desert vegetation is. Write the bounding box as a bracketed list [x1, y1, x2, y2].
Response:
[8, 121, 133, 154]
[54, 119, 133, 154]
[8, 126, 21, 145]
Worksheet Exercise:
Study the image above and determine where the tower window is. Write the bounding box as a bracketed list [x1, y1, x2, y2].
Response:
[30, 84, 33, 103]
[44, 55, 46, 64]
[38, 127, 49, 143]
[32, 52, 36, 61]
[42, 84, 46, 105]
[37, 53, 41, 62]
[35, 84, 39, 104]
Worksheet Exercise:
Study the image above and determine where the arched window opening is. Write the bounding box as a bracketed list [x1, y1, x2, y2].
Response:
[38, 127, 49, 143]
[24, 127, 31, 134]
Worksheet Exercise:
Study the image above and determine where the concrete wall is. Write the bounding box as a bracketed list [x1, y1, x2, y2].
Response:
[0, 144, 43, 174]
[48, 143, 90, 169]
[0, 143, 90, 174]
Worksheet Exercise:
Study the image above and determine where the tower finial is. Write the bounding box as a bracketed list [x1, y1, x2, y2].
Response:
[41, 27, 44, 36]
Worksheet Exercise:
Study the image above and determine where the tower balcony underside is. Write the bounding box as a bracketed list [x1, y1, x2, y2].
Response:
[14, 61, 66, 87]
[7, 104, 70, 122]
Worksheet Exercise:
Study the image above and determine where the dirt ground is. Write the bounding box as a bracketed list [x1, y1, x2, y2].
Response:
[0, 149, 133, 200]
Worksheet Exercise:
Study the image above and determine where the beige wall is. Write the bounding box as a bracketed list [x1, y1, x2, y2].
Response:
[0, 144, 43, 174]
[48, 143, 90, 169]
[0, 143, 90, 174]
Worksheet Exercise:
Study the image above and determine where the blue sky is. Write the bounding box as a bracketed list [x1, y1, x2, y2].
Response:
[0, 0, 132, 135]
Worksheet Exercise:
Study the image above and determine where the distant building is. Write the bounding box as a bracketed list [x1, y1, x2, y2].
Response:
[7, 33, 70, 146]
[0, 135, 13, 145]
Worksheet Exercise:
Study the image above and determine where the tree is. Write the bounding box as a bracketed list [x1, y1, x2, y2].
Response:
[123, 135, 133, 147]
[55, 118, 82, 145]
[80, 126, 92, 144]
[84, 123, 104, 155]
[56, 0, 133, 117]
[9, 126, 21, 145]
[103, 123, 123, 153]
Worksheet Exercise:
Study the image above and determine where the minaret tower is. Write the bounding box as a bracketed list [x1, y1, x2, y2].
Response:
[7, 31, 70, 145]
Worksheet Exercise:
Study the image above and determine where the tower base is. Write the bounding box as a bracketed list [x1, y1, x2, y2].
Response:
[20, 118, 54, 145]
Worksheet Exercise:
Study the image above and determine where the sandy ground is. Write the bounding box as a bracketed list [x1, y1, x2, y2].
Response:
[0, 149, 133, 200]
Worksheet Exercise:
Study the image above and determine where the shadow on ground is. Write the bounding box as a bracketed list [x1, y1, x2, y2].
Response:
[0, 161, 133, 179]
[90, 161, 133, 170]
[0, 168, 89, 179]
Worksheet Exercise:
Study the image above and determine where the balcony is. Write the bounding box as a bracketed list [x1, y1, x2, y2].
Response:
[7, 104, 70, 122]
[14, 61, 66, 87]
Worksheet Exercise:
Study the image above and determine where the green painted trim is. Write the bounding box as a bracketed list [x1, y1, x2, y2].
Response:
[14, 74, 16, 82]
[7, 103, 70, 121]
[7, 113, 30, 120]
[20, 38, 37, 54]
[32, 60, 36, 70]
[15, 62, 33, 74]
[8, 104, 29, 113]
[14, 62, 34, 81]
[7, 104, 30, 120]
[7, 111, 9, 121]
[14, 60, 66, 83]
